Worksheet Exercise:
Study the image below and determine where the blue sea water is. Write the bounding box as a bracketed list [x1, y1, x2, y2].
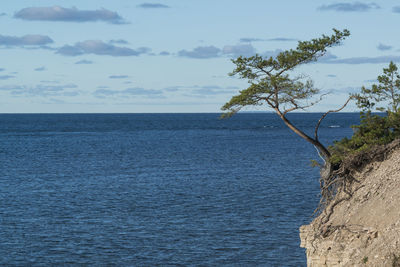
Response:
[0, 113, 360, 266]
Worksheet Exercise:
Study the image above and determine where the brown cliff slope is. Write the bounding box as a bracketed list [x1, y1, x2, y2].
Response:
[300, 140, 400, 266]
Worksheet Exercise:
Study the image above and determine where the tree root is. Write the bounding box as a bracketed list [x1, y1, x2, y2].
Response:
[314, 139, 400, 234]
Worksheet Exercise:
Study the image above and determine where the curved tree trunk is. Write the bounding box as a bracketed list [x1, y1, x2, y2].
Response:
[276, 112, 333, 180]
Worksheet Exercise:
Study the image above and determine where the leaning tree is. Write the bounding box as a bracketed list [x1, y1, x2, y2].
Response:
[221, 29, 351, 181]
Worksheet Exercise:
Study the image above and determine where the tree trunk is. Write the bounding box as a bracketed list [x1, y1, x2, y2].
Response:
[277, 112, 332, 180]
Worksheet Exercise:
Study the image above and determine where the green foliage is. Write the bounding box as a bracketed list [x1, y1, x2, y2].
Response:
[354, 61, 400, 113]
[221, 29, 350, 117]
[329, 113, 398, 165]
[222, 29, 351, 165]
[330, 62, 400, 165]
[362, 256, 368, 264]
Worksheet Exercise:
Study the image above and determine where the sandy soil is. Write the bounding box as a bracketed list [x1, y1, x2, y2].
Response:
[300, 141, 400, 266]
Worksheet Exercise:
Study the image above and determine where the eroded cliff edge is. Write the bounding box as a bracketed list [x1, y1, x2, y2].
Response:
[300, 140, 400, 266]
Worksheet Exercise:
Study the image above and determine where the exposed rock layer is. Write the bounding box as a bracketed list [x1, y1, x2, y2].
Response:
[300, 142, 400, 266]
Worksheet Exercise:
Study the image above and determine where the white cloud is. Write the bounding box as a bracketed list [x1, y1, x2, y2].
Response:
[0, 34, 53, 46]
[34, 66, 46, 71]
[0, 84, 79, 97]
[377, 43, 392, 51]
[94, 87, 164, 97]
[14, 6, 126, 24]
[317, 2, 380, 12]
[109, 75, 129, 79]
[75, 59, 93, 64]
[57, 40, 150, 57]
[137, 3, 170, 9]
[178, 46, 221, 59]
[222, 44, 256, 57]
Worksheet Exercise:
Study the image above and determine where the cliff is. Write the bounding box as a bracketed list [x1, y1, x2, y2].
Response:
[300, 140, 400, 266]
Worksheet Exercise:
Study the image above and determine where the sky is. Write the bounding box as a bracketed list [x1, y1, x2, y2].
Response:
[1, 0, 400, 113]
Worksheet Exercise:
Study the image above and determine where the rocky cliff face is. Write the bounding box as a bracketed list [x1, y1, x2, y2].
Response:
[300, 142, 400, 266]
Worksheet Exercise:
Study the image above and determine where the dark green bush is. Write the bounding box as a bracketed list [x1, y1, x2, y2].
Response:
[329, 61, 400, 166]
[329, 112, 399, 165]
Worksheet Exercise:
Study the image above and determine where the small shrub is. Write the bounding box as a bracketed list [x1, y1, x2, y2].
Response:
[329, 112, 400, 167]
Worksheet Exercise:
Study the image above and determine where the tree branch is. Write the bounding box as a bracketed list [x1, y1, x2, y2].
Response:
[282, 99, 299, 115]
[282, 93, 326, 115]
[314, 96, 353, 141]
[276, 49, 324, 76]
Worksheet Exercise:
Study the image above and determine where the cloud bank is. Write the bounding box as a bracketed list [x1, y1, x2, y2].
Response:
[56, 40, 150, 57]
[137, 3, 170, 9]
[0, 34, 53, 46]
[14, 6, 126, 24]
[109, 39, 129, 44]
[0, 75, 15, 80]
[94, 87, 163, 97]
[393, 6, 400, 13]
[239, 37, 297, 43]
[109, 75, 129, 79]
[377, 43, 392, 51]
[159, 51, 170, 56]
[0, 84, 79, 97]
[239, 38, 264, 43]
[222, 44, 256, 57]
[267, 37, 297, 42]
[323, 55, 400, 64]
[317, 2, 380, 12]
[178, 44, 256, 59]
[178, 46, 221, 59]
[75, 59, 93, 64]
[34, 66, 46, 71]
[190, 85, 239, 96]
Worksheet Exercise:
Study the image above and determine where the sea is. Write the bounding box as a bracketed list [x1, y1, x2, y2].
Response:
[0, 113, 361, 266]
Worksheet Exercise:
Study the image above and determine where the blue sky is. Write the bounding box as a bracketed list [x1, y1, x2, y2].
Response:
[1, 0, 400, 113]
